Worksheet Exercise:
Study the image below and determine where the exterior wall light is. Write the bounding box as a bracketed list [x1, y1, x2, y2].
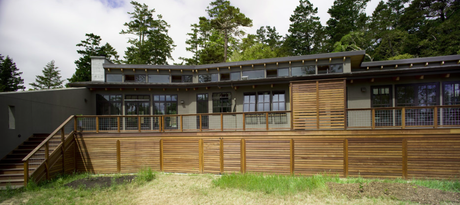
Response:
[361, 87, 366, 92]
[180, 100, 184, 104]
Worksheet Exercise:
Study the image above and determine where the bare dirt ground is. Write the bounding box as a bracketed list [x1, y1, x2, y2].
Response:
[65, 175, 136, 189]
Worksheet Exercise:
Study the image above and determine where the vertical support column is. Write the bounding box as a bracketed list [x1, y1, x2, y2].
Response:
[61, 128, 65, 174]
[45, 142, 49, 180]
[117, 117, 120, 133]
[220, 138, 224, 174]
[433, 106, 438, 128]
[241, 139, 246, 174]
[316, 81, 320, 130]
[290, 83, 293, 130]
[290, 139, 294, 175]
[74, 116, 77, 132]
[199, 139, 203, 173]
[220, 114, 223, 131]
[138, 116, 141, 132]
[199, 114, 202, 132]
[242, 113, 246, 131]
[162, 116, 165, 132]
[180, 115, 183, 132]
[402, 138, 408, 179]
[344, 139, 348, 178]
[401, 107, 406, 129]
[343, 80, 347, 130]
[160, 139, 164, 172]
[371, 109, 376, 129]
[266, 112, 269, 130]
[24, 160, 28, 187]
[96, 116, 99, 133]
[117, 140, 121, 173]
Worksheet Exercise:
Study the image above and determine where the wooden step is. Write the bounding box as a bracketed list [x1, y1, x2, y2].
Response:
[0, 174, 23, 180]
[0, 168, 30, 175]
[0, 163, 40, 169]
[0, 178, 24, 187]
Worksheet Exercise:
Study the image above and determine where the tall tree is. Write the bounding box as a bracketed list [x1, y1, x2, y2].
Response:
[180, 23, 201, 65]
[30, 60, 64, 90]
[68, 33, 118, 83]
[326, 0, 370, 50]
[285, 0, 324, 55]
[206, 0, 252, 62]
[256, 26, 283, 49]
[0, 55, 24, 92]
[121, 1, 175, 64]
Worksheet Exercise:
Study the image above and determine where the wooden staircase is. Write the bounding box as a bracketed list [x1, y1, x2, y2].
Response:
[0, 134, 60, 189]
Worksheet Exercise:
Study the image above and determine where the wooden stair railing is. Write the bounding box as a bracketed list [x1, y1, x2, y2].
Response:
[22, 115, 76, 186]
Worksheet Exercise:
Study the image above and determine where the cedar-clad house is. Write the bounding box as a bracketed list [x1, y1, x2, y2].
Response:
[1, 50, 459, 188]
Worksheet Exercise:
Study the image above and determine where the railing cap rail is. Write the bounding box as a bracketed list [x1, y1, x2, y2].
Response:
[346, 104, 460, 111]
[22, 115, 75, 162]
[75, 110, 291, 118]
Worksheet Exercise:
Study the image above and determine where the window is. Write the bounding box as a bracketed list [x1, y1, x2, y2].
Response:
[125, 74, 146, 82]
[125, 95, 150, 130]
[267, 70, 277, 78]
[317, 64, 343, 74]
[230, 72, 241, 80]
[242, 70, 264, 79]
[396, 83, 439, 126]
[148, 75, 170, 83]
[171, 75, 192, 83]
[199, 74, 218, 83]
[153, 94, 178, 129]
[442, 81, 460, 125]
[278, 68, 289, 77]
[292, 66, 315, 76]
[212, 93, 232, 112]
[106, 74, 122, 82]
[8, 106, 15, 129]
[243, 91, 287, 124]
[197, 94, 209, 129]
[371, 85, 393, 126]
[96, 94, 122, 115]
[220, 73, 230, 81]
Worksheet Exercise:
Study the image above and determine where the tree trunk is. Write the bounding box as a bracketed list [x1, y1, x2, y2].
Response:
[224, 30, 228, 62]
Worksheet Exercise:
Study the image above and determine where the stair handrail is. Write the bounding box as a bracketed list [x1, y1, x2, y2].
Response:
[22, 115, 75, 162]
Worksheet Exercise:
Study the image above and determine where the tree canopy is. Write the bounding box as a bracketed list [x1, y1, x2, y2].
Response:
[30, 60, 64, 90]
[0, 55, 24, 92]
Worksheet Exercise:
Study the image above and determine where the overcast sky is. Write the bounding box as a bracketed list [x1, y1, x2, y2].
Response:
[0, 0, 383, 89]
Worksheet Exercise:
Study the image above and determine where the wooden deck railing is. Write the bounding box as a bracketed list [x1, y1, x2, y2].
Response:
[22, 115, 76, 186]
[346, 105, 460, 129]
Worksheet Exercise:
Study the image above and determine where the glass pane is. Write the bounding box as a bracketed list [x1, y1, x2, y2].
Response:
[273, 94, 278, 102]
[106, 74, 123, 82]
[182, 75, 192, 82]
[244, 104, 249, 112]
[278, 68, 289, 77]
[292, 66, 315, 76]
[149, 75, 170, 83]
[159, 95, 165, 101]
[250, 95, 255, 103]
[249, 104, 255, 111]
[166, 95, 171, 101]
[211, 74, 218, 82]
[329, 64, 343, 73]
[230, 72, 241, 80]
[242, 70, 264, 79]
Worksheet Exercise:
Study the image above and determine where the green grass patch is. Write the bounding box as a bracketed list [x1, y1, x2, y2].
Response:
[136, 167, 156, 183]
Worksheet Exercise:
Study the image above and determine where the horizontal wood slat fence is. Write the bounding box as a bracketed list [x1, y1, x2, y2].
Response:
[75, 131, 460, 179]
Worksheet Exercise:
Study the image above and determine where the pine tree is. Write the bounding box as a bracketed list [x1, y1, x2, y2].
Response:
[68, 33, 118, 83]
[29, 60, 64, 90]
[285, 0, 324, 55]
[0, 55, 25, 92]
[121, 1, 175, 64]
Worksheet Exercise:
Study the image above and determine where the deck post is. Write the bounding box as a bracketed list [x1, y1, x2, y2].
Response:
[220, 114, 223, 131]
[433, 106, 438, 128]
[74, 116, 77, 132]
[138, 116, 141, 132]
[180, 115, 183, 132]
[344, 139, 348, 178]
[371, 109, 375, 129]
[199, 114, 202, 132]
[117, 140, 121, 173]
[45, 142, 49, 180]
[160, 139, 164, 172]
[241, 139, 246, 174]
[220, 138, 224, 174]
[290, 139, 294, 175]
[117, 117, 120, 133]
[401, 107, 406, 129]
[242, 113, 245, 131]
[24, 160, 28, 187]
[266, 112, 269, 131]
[290, 83, 293, 130]
[61, 128, 65, 174]
[96, 116, 99, 133]
[402, 139, 408, 179]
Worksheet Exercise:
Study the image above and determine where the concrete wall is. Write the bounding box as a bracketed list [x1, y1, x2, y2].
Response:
[0, 88, 94, 159]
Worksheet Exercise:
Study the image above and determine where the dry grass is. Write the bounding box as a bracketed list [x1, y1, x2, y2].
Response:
[1, 173, 406, 205]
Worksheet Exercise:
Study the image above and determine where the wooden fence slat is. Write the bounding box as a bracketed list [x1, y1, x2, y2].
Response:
[117, 140, 121, 173]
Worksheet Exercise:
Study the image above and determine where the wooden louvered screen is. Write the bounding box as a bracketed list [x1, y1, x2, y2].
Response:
[291, 79, 345, 130]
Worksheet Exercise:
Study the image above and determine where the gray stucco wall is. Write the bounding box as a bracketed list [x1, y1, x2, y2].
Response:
[0, 88, 94, 159]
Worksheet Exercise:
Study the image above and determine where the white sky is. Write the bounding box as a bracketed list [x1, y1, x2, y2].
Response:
[0, 0, 383, 89]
